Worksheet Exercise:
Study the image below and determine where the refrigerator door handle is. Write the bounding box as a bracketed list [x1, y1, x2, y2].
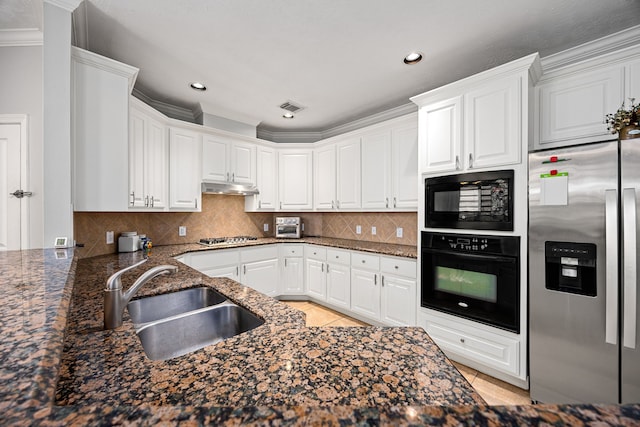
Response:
[605, 189, 619, 345]
[623, 188, 637, 349]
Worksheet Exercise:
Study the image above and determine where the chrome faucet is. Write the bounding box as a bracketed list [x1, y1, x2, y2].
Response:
[104, 258, 178, 329]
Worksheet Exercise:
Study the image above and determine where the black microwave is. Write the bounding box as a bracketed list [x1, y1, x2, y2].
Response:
[425, 170, 514, 231]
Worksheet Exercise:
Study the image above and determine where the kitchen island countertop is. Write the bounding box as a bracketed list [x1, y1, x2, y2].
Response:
[1, 241, 639, 425]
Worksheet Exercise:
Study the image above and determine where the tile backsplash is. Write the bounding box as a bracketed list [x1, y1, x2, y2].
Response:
[74, 195, 417, 258]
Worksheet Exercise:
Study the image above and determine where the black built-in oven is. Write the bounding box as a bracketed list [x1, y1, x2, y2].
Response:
[421, 231, 520, 333]
[425, 170, 514, 231]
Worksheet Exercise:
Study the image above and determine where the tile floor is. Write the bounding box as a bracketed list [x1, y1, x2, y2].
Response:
[282, 300, 531, 406]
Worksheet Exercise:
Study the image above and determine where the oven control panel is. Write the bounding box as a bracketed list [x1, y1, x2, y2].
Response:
[422, 232, 519, 257]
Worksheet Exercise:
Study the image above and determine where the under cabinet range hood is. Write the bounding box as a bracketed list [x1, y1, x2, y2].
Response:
[201, 181, 259, 196]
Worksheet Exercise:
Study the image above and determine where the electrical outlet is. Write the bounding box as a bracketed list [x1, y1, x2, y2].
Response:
[179, 226, 187, 237]
[106, 231, 114, 244]
[371, 226, 376, 235]
[356, 225, 362, 234]
[264, 223, 269, 232]
[396, 227, 403, 238]
[302, 223, 305, 231]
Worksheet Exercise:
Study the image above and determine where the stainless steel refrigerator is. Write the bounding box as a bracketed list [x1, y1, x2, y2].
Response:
[529, 138, 640, 404]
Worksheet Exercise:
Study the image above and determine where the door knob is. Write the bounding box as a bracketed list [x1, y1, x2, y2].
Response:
[10, 190, 33, 199]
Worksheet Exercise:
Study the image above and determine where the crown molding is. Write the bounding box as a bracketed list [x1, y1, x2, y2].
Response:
[71, 47, 139, 92]
[71, 1, 88, 49]
[0, 29, 43, 47]
[256, 129, 324, 144]
[44, 0, 82, 13]
[132, 89, 197, 123]
[541, 24, 640, 73]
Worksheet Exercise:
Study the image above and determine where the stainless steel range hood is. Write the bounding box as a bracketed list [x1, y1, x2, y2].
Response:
[201, 181, 259, 196]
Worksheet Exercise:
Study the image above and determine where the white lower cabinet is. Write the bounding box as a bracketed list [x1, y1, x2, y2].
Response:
[350, 252, 381, 320]
[280, 245, 304, 294]
[325, 249, 351, 309]
[305, 246, 327, 300]
[180, 249, 240, 280]
[380, 256, 417, 326]
[240, 246, 279, 297]
[418, 309, 520, 377]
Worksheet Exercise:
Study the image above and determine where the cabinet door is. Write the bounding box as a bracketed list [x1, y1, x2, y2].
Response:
[538, 66, 623, 146]
[361, 131, 391, 209]
[326, 263, 350, 309]
[169, 127, 201, 210]
[278, 150, 313, 210]
[336, 138, 361, 209]
[230, 141, 255, 184]
[145, 118, 168, 209]
[282, 257, 304, 294]
[381, 274, 416, 326]
[350, 268, 380, 320]
[253, 146, 278, 210]
[419, 96, 462, 174]
[314, 145, 336, 210]
[202, 265, 239, 280]
[202, 136, 229, 182]
[391, 124, 418, 209]
[242, 259, 279, 297]
[128, 110, 147, 208]
[306, 258, 326, 300]
[464, 74, 521, 169]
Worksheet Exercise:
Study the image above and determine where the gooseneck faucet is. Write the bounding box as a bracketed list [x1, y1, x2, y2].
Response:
[104, 258, 178, 329]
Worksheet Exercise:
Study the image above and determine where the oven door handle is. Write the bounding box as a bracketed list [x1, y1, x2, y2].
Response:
[421, 248, 516, 263]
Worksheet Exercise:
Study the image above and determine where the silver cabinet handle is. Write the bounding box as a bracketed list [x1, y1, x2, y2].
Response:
[150, 196, 155, 208]
[623, 188, 637, 349]
[385, 198, 389, 208]
[336, 200, 340, 209]
[195, 198, 198, 209]
[285, 258, 287, 267]
[258, 200, 262, 209]
[280, 201, 282, 210]
[605, 189, 618, 345]
[244, 265, 246, 275]
[374, 274, 377, 285]
[326, 264, 330, 273]
[321, 263, 324, 273]
[455, 155, 461, 170]
[331, 200, 334, 209]
[145, 195, 149, 207]
[226, 172, 230, 182]
[393, 197, 397, 208]
[236, 266, 239, 276]
[381, 275, 385, 287]
[130, 191, 135, 206]
[468, 153, 474, 169]
[232, 172, 235, 182]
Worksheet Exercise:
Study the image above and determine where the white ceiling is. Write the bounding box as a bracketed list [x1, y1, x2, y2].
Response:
[3, 0, 640, 134]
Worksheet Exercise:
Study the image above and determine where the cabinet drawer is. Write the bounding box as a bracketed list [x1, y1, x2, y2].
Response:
[380, 256, 416, 279]
[281, 244, 303, 257]
[190, 249, 239, 269]
[241, 245, 279, 263]
[305, 245, 327, 260]
[326, 248, 350, 265]
[420, 311, 519, 376]
[351, 252, 380, 270]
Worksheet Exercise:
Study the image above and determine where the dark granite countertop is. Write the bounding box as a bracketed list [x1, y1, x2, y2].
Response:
[1, 242, 639, 426]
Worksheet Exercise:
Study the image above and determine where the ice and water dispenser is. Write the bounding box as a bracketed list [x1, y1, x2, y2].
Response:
[544, 241, 597, 296]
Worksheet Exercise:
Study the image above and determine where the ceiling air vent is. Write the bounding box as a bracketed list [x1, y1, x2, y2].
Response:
[279, 101, 305, 113]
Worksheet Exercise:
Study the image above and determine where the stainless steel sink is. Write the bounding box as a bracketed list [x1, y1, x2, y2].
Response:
[135, 301, 264, 360]
[127, 286, 226, 325]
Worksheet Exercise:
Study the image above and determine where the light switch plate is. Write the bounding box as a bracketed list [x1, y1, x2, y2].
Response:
[264, 223, 269, 232]
[356, 225, 362, 234]
[106, 231, 114, 244]
[371, 226, 376, 235]
[396, 227, 403, 238]
[179, 226, 187, 237]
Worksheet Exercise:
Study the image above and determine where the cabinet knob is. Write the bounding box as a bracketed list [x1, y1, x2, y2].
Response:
[362, 260, 366, 263]
[460, 338, 465, 344]
[394, 265, 399, 269]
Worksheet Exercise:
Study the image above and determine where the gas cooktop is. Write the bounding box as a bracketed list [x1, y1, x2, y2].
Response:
[198, 236, 258, 246]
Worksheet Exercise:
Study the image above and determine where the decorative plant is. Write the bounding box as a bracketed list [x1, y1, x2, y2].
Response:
[605, 98, 640, 134]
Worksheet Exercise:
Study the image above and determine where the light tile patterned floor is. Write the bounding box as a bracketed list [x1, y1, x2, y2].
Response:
[282, 300, 531, 406]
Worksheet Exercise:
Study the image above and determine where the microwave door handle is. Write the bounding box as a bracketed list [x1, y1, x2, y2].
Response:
[421, 248, 516, 263]
[623, 188, 637, 349]
[605, 189, 618, 345]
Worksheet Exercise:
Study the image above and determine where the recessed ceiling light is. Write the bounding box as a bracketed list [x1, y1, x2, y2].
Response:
[282, 112, 295, 119]
[190, 82, 206, 91]
[403, 52, 423, 65]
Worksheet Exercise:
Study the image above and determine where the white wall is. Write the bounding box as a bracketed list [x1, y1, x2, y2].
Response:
[0, 46, 44, 249]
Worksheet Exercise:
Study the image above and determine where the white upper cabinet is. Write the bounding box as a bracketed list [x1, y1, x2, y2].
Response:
[313, 144, 337, 210]
[412, 53, 541, 174]
[202, 135, 256, 184]
[361, 117, 418, 210]
[129, 100, 168, 210]
[335, 138, 361, 209]
[72, 47, 138, 211]
[246, 145, 278, 211]
[169, 127, 201, 210]
[278, 149, 313, 210]
[464, 74, 521, 169]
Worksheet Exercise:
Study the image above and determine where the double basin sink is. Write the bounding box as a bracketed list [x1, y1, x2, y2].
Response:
[127, 287, 264, 360]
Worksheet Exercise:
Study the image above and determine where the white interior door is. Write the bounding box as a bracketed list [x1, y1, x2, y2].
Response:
[0, 116, 28, 251]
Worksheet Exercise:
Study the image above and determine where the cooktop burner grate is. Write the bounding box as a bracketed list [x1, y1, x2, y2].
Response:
[198, 236, 258, 246]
